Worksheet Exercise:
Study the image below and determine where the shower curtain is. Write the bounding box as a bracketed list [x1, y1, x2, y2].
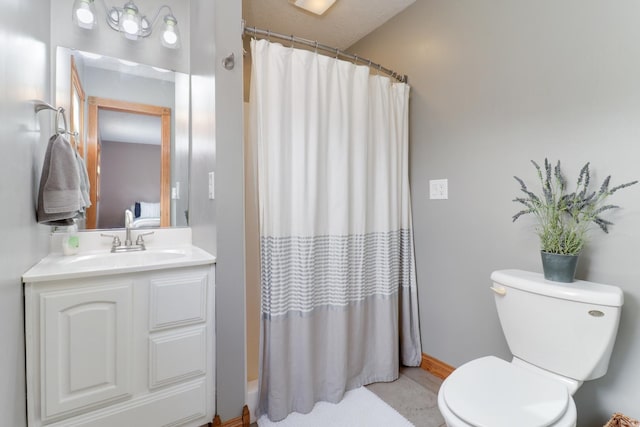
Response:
[249, 38, 421, 422]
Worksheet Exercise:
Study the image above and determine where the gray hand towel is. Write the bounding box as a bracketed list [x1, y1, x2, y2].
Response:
[75, 149, 91, 209]
[37, 134, 83, 225]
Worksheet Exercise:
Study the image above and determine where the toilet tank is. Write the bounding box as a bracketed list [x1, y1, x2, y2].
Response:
[490, 269, 623, 381]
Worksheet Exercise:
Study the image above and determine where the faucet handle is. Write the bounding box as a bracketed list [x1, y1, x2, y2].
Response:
[100, 233, 122, 249]
[135, 231, 154, 246]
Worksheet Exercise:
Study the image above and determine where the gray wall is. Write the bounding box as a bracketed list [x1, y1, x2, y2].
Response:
[0, 1, 51, 426]
[99, 141, 161, 228]
[189, 0, 246, 422]
[189, 0, 216, 252]
[214, 2, 246, 418]
[351, 1, 640, 424]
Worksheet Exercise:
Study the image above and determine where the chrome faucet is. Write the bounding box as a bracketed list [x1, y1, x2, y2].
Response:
[101, 210, 153, 253]
[124, 209, 134, 246]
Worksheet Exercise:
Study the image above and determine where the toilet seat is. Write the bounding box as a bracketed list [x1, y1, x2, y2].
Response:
[441, 356, 574, 427]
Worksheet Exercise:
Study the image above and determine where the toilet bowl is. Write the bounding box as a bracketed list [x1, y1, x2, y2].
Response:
[437, 357, 576, 427]
[437, 269, 624, 427]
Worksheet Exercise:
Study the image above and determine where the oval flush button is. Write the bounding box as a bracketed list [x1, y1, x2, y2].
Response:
[589, 310, 605, 317]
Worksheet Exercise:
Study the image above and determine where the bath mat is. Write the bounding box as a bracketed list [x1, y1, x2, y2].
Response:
[256, 386, 414, 427]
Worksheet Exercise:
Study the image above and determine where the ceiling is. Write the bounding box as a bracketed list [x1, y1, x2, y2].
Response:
[243, 0, 415, 50]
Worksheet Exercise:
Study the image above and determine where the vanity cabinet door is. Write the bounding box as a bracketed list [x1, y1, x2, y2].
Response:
[40, 281, 133, 421]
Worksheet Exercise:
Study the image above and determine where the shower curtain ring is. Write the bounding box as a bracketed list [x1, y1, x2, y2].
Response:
[354, 54, 358, 65]
[290, 34, 294, 48]
[335, 48, 339, 59]
[267, 30, 271, 42]
[314, 41, 319, 53]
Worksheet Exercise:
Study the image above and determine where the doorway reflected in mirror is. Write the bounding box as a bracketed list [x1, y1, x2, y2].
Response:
[55, 46, 190, 230]
[87, 98, 170, 229]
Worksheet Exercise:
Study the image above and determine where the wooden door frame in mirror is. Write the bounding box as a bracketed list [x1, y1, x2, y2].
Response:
[86, 96, 171, 229]
[69, 56, 85, 156]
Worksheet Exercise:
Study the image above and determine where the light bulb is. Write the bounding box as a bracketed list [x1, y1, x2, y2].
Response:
[76, 7, 94, 25]
[122, 18, 139, 35]
[120, 2, 141, 38]
[163, 29, 177, 46]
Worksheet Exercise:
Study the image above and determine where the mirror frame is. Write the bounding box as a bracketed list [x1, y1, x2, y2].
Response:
[86, 96, 171, 228]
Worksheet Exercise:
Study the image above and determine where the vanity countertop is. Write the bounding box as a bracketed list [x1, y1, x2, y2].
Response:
[23, 228, 216, 283]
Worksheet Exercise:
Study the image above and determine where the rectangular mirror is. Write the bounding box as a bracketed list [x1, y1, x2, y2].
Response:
[56, 46, 190, 230]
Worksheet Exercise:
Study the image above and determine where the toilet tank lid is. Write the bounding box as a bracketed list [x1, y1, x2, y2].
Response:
[491, 269, 624, 307]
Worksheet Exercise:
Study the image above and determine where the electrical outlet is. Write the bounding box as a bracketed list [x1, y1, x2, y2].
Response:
[430, 179, 448, 199]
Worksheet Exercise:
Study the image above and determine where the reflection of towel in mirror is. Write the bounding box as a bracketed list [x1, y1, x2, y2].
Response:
[74, 149, 91, 212]
[37, 134, 88, 225]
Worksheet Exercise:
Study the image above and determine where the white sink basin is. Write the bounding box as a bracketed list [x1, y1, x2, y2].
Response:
[60, 249, 187, 269]
[23, 245, 216, 282]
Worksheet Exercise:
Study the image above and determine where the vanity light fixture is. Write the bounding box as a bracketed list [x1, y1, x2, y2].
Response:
[288, 0, 337, 15]
[72, 0, 181, 49]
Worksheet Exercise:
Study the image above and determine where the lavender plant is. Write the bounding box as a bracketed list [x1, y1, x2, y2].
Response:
[513, 159, 637, 255]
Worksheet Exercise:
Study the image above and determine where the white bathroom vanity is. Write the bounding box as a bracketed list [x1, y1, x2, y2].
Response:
[22, 229, 216, 427]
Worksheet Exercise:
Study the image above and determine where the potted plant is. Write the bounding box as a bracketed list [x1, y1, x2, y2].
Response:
[513, 159, 637, 282]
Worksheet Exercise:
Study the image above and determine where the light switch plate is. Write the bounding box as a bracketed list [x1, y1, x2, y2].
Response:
[208, 172, 215, 199]
[430, 179, 448, 199]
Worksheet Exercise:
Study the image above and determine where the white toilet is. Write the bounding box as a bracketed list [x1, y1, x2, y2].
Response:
[437, 269, 624, 427]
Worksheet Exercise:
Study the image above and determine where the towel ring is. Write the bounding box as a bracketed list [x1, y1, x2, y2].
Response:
[34, 100, 78, 142]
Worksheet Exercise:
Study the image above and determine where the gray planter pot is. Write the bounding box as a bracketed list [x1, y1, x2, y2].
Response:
[540, 251, 580, 283]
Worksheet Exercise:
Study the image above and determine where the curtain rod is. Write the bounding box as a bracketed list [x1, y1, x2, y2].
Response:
[242, 24, 408, 84]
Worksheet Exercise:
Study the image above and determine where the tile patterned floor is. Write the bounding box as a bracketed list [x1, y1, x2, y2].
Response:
[251, 366, 446, 426]
[367, 366, 446, 427]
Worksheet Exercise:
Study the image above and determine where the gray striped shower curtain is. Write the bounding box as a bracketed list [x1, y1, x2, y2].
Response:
[249, 38, 421, 422]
